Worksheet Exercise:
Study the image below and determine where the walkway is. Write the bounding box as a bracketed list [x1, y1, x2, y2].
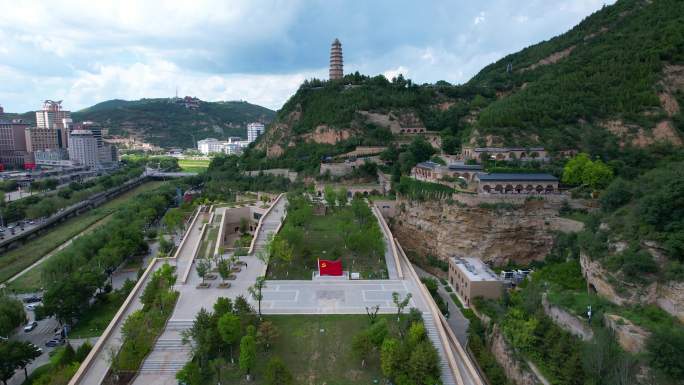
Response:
[70, 209, 205, 385]
[250, 195, 287, 253]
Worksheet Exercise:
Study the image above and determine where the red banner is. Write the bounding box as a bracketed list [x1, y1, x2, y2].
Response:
[24, 163, 36, 170]
[318, 259, 343, 276]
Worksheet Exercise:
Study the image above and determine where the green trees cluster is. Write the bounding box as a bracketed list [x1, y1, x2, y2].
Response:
[0, 165, 143, 224]
[0, 340, 41, 384]
[37, 184, 176, 325]
[202, 155, 293, 200]
[351, 313, 441, 385]
[562, 153, 614, 190]
[22, 343, 93, 385]
[114, 264, 178, 373]
[395, 176, 455, 201]
[0, 294, 25, 337]
[176, 296, 288, 384]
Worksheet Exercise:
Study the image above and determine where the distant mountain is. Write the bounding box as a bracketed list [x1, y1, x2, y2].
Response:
[70, 98, 276, 148]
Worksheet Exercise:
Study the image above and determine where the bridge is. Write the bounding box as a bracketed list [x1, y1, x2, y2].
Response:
[144, 168, 198, 178]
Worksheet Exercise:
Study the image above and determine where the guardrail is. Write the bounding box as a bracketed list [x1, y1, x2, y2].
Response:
[68, 206, 203, 385]
[370, 204, 403, 279]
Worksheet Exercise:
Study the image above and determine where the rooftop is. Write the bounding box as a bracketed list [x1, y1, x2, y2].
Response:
[451, 257, 499, 282]
[477, 173, 558, 182]
[415, 161, 441, 170]
[447, 163, 483, 171]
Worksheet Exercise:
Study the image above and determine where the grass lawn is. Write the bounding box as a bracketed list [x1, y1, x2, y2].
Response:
[218, 314, 388, 385]
[267, 204, 388, 280]
[179, 158, 210, 173]
[3, 181, 167, 291]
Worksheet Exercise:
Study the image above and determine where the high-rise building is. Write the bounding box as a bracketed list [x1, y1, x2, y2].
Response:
[36, 100, 71, 130]
[78, 121, 103, 148]
[247, 122, 265, 143]
[329, 38, 343, 80]
[68, 129, 98, 167]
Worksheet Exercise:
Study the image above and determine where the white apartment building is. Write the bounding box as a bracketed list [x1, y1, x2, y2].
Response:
[247, 122, 265, 143]
[198, 137, 248, 155]
[36, 100, 71, 130]
[68, 130, 98, 167]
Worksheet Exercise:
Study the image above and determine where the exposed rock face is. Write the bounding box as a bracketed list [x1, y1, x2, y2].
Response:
[542, 294, 594, 341]
[580, 253, 684, 322]
[358, 110, 426, 133]
[392, 199, 556, 266]
[520, 45, 576, 73]
[301, 124, 353, 144]
[489, 325, 543, 385]
[604, 314, 651, 353]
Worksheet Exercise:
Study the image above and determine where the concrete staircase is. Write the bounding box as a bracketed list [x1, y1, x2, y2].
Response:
[423, 312, 457, 385]
[252, 197, 287, 251]
[137, 320, 193, 375]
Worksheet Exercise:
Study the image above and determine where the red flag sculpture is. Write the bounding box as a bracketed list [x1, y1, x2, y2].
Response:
[318, 259, 343, 276]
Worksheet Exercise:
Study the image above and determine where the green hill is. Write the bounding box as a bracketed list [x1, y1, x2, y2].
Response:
[255, 0, 683, 164]
[71, 98, 276, 148]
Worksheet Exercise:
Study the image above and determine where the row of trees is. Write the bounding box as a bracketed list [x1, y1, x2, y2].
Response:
[111, 264, 179, 374]
[0, 294, 25, 337]
[0, 165, 144, 224]
[36, 184, 177, 325]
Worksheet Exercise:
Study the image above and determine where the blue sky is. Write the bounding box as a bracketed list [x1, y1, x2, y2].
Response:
[0, 0, 613, 112]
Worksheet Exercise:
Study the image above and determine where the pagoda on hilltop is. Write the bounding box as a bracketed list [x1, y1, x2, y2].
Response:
[329, 38, 343, 80]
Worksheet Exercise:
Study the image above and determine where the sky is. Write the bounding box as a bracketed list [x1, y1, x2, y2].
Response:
[0, 0, 614, 113]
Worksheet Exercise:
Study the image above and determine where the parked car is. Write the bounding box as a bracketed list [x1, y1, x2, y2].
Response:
[23, 295, 42, 303]
[25, 303, 40, 310]
[29, 343, 43, 354]
[24, 321, 38, 332]
[45, 338, 64, 347]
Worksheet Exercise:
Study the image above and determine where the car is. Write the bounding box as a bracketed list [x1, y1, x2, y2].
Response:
[29, 343, 43, 354]
[45, 338, 64, 347]
[24, 321, 38, 332]
[29, 221, 35, 225]
[25, 303, 40, 310]
[23, 295, 42, 303]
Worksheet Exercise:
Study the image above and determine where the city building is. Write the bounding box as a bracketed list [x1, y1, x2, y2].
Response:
[476, 173, 560, 194]
[68, 130, 99, 167]
[35, 100, 71, 130]
[34, 148, 71, 167]
[461, 146, 549, 163]
[329, 38, 343, 80]
[0, 118, 32, 168]
[448, 257, 503, 307]
[25, 127, 60, 152]
[197, 138, 224, 154]
[197, 137, 249, 155]
[247, 122, 265, 143]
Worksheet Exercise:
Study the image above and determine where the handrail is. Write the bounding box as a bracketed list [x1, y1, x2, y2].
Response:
[213, 209, 226, 257]
[247, 193, 284, 255]
[370, 204, 403, 279]
[68, 205, 203, 385]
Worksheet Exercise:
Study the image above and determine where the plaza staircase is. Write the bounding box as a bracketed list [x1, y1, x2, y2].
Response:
[423, 312, 458, 385]
[137, 319, 193, 375]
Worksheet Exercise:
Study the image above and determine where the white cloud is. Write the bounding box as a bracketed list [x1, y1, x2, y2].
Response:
[383, 66, 410, 81]
[474, 11, 486, 25]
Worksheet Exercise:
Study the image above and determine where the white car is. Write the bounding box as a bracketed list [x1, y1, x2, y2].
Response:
[24, 321, 38, 332]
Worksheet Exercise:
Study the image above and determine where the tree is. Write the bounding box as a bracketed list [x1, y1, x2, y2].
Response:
[196, 259, 211, 284]
[368, 319, 389, 347]
[562, 153, 592, 186]
[217, 313, 241, 362]
[163, 208, 185, 235]
[213, 297, 234, 317]
[380, 337, 401, 379]
[248, 276, 267, 319]
[647, 327, 684, 381]
[239, 217, 250, 234]
[324, 185, 336, 207]
[239, 335, 257, 378]
[256, 321, 279, 351]
[0, 295, 26, 336]
[217, 259, 231, 284]
[392, 292, 413, 322]
[0, 340, 41, 383]
[408, 340, 440, 384]
[583, 160, 613, 190]
[407, 322, 426, 348]
[337, 188, 349, 206]
[265, 356, 293, 385]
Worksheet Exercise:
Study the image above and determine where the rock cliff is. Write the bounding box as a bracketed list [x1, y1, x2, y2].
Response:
[580, 253, 684, 322]
[391, 199, 557, 266]
[489, 325, 545, 385]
